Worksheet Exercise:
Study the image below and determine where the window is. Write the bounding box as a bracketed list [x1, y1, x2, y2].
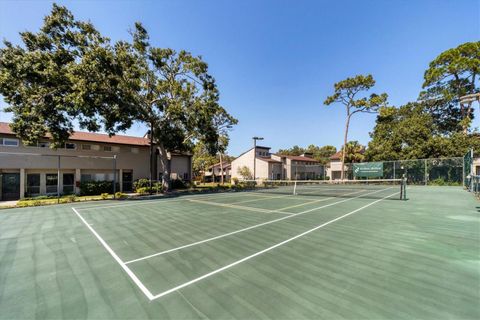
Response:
[38, 142, 50, 148]
[65, 143, 76, 150]
[46, 174, 58, 194]
[63, 173, 75, 194]
[104, 145, 120, 152]
[82, 144, 91, 150]
[131, 147, 139, 154]
[2, 138, 19, 147]
[81, 174, 93, 182]
[26, 174, 40, 195]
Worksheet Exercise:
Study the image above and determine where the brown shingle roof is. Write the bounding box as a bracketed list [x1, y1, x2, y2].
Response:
[0, 122, 149, 146]
[258, 157, 282, 163]
[276, 154, 319, 162]
[330, 151, 343, 160]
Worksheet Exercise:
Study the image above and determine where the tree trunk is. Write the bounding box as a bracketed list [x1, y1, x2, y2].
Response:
[219, 153, 224, 184]
[158, 143, 171, 191]
[341, 114, 351, 180]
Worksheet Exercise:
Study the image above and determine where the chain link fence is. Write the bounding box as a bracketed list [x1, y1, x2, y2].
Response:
[342, 157, 464, 186]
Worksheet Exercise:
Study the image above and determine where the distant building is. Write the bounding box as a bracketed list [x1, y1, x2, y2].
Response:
[231, 146, 323, 180]
[204, 162, 231, 182]
[0, 122, 192, 200]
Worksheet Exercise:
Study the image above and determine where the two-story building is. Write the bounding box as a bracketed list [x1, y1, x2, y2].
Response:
[0, 122, 192, 200]
[230, 146, 323, 181]
[203, 161, 231, 183]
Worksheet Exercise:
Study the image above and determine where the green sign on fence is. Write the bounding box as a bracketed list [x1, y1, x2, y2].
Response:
[353, 162, 384, 178]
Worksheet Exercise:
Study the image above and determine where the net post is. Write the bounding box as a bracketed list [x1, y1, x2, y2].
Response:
[293, 181, 297, 195]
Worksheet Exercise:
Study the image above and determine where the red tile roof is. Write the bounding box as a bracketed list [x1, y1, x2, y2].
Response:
[0, 122, 149, 146]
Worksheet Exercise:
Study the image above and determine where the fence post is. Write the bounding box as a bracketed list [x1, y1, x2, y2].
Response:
[393, 161, 396, 179]
[57, 155, 61, 204]
[113, 155, 117, 199]
[424, 159, 428, 186]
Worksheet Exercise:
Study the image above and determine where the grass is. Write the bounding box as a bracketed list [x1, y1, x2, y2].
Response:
[0, 185, 478, 319]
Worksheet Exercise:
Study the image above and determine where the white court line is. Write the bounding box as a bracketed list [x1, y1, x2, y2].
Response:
[276, 189, 364, 211]
[186, 199, 294, 215]
[124, 187, 391, 265]
[71, 207, 154, 300]
[148, 191, 399, 300]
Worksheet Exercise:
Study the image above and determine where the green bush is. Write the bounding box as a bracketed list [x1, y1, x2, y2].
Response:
[115, 192, 127, 199]
[101, 193, 109, 200]
[133, 179, 151, 191]
[66, 194, 77, 203]
[79, 181, 118, 196]
[428, 178, 461, 186]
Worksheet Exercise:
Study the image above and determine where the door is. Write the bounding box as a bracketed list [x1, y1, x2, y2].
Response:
[1, 173, 20, 200]
[122, 171, 133, 192]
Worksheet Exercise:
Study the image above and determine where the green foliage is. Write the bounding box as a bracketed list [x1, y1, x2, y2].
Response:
[343, 141, 365, 163]
[134, 180, 162, 194]
[324, 74, 388, 179]
[421, 41, 479, 133]
[133, 179, 151, 190]
[101, 193, 109, 200]
[237, 166, 253, 180]
[79, 181, 117, 196]
[277, 145, 337, 164]
[366, 102, 480, 161]
[192, 140, 217, 178]
[324, 74, 388, 112]
[0, 4, 141, 147]
[115, 192, 127, 199]
[130, 23, 237, 188]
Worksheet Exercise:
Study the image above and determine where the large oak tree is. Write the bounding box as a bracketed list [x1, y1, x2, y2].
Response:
[130, 23, 237, 188]
[0, 4, 141, 147]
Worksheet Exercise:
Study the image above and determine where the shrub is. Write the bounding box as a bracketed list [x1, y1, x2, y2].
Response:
[79, 181, 119, 195]
[115, 192, 127, 199]
[232, 177, 239, 185]
[101, 193, 109, 200]
[133, 179, 151, 191]
[66, 194, 77, 203]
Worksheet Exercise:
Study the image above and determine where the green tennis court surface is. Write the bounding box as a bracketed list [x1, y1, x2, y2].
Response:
[0, 186, 478, 319]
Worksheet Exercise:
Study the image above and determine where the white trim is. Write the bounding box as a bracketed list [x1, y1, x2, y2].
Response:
[148, 191, 399, 300]
[71, 207, 155, 300]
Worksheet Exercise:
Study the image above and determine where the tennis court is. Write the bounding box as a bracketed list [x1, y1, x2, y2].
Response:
[0, 182, 479, 319]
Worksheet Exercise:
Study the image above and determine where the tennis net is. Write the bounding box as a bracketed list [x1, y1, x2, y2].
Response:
[238, 179, 407, 200]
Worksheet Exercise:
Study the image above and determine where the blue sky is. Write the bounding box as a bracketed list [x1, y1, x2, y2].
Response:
[0, 0, 479, 156]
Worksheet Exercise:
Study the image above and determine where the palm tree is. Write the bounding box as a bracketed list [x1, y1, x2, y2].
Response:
[343, 141, 365, 164]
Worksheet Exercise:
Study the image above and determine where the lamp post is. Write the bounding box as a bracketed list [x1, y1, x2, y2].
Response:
[252, 136, 264, 180]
